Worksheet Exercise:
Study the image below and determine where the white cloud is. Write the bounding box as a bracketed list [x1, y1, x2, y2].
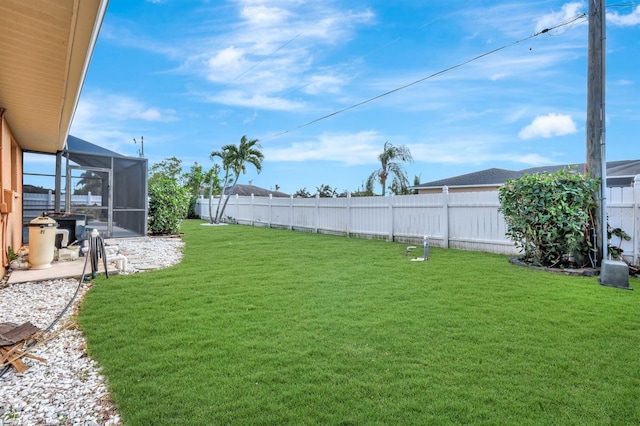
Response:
[72, 93, 178, 124]
[206, 91, 306, 111]
[69, 92, 178, 152]
[132, 108, 175, 121]
[188, 2, 375, 108]
[264, 131, 383, 165]
[403, 129, 559, 167]
[206, 46, 247, 78]
[105, 95, 178, 122]
[518, 113, 577, 140]
[608, 6, 640, 26]
[303, 74, 345, 95]
[240, 5, 291, 27]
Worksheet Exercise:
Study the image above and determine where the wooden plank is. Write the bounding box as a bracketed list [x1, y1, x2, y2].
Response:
[0, 322, 19, 335]
[0, 322, 40, 346]
[0, 345, 30, 373]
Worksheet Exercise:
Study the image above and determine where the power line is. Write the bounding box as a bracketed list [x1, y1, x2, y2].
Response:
[220, 32, 302, 89]
[279, 3, 477, 105]
[259, 13, 587, 142]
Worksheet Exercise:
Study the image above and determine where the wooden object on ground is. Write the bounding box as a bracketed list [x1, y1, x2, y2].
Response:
[0, 321, 42, 372]
[0, 322, 40, 346]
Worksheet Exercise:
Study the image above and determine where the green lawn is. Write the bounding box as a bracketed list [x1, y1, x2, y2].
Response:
[78, 220, 640, 425]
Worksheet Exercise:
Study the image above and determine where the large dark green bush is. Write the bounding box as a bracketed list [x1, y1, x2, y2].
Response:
[148, 178, 190, 235]
[498, 168, 599, 268]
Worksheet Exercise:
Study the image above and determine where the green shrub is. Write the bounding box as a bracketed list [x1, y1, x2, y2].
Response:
[186, 195, 200, 219]
[148, 178, 190, 235]
[498, 168, 599, 268]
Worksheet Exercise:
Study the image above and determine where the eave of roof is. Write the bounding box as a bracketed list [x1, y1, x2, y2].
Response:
[0, 0, 109, 153]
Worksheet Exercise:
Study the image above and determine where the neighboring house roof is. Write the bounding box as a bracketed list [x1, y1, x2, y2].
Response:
[414, 168, 523, 189]
[224, 184, 290, 198]
[412, 160, 640, 190]
[0, 0, 108, 153]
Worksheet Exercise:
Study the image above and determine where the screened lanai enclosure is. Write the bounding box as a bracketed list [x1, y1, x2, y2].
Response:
[23, 135, 147, 244]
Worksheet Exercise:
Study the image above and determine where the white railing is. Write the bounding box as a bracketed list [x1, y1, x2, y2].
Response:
[197, 184, 640, 265]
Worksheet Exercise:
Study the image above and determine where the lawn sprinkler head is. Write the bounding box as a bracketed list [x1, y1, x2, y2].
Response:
[410, 236, 429, 262]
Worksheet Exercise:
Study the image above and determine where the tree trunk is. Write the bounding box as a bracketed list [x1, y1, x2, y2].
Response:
[216, 178, 239, 223]
[213, 171, 231, 224]
[208, 175, 215, 224]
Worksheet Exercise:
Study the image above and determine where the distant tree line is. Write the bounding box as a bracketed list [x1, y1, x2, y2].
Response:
[293, 141, 416, 198]
[146, 139, 417, 234]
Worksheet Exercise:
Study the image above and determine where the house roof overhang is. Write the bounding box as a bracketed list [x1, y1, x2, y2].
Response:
[0, 0, 109, 154]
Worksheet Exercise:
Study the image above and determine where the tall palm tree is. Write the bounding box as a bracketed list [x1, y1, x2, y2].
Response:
[211, 135, 264, 223]
[367, 141, 413, 196]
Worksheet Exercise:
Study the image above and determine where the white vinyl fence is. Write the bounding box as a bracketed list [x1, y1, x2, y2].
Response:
[23, 192, 102, 215]
[197, 186, 640, 265]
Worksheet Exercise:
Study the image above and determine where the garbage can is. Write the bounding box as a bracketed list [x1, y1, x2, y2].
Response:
[28, 216, 58, 269]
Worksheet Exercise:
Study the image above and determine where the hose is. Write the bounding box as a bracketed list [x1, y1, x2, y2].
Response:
[0, 230, 109, 378]
[87, 231, 109, 280]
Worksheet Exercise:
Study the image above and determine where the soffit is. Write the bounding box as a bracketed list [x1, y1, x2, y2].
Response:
[0, 0, 107, 153]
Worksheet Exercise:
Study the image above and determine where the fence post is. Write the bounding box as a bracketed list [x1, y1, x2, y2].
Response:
[315, 193, 320, 233]
[268, 194, 273, 228]
[251, 194, 255, 226]
[235, 194, 239, 222]
[346, 191, 351, 237]
[289, 195, 294, 231]
[634, 175, 640, 265]
[87, 191, 92, 206]
[442, 186, 450, 248]
[388, 195, 394, 242]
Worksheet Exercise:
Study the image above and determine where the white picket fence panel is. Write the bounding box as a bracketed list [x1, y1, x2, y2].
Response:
[197, 184, 640, 265]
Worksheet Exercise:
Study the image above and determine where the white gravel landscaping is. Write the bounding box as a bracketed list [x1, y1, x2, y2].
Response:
[1, 236, 184, 425]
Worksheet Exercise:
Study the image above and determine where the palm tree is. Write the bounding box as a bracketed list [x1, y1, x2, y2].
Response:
[209, 147, 235, 224]
[211, 135, 264, 223]
[366, 141, 413, 196]
[74, 171, 103, 195]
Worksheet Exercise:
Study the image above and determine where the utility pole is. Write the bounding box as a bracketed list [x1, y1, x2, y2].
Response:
[585, 0, 606, 265]
[588, 0, 631, 288]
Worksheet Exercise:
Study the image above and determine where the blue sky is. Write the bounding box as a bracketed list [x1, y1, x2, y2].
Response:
[68, 0, 640, 195]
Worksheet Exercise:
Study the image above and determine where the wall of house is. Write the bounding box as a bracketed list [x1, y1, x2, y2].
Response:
[1, 113, 24, 268]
